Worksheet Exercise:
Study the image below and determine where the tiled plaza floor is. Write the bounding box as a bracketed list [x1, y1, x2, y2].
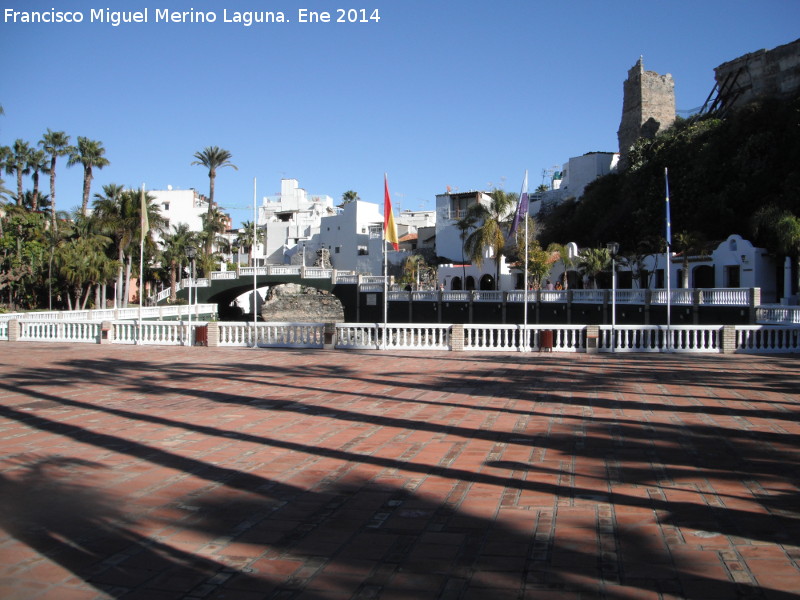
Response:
[0, 343, 798, 599]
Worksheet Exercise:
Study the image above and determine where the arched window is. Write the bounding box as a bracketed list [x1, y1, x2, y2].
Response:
[479, 274, 494, 290]
[451, 276, 462, 290]
[466, 276, 476, 291]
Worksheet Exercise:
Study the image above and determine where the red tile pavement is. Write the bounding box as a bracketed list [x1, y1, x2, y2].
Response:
[0, 343, 798, 599]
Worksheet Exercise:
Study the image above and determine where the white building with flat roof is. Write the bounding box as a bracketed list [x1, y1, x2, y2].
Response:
[257, 179, 335, 264]
[532, 152, 619, 214]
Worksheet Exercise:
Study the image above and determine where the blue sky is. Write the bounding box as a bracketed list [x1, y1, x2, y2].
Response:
[2, 0, 799, 227]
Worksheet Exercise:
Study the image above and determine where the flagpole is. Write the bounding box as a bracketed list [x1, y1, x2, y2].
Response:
[665, 167, 672, 353]
[253, 177, 258, 348]
[522, 171, 529, 352]
[138, 183, 145, 345]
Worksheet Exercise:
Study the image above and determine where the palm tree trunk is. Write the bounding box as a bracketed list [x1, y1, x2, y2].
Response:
[50, 157, 57, 225]
[32, 172, 40, 211]
[16, 170, 23, 206]
[81, 166, 92, 216]
[124, 256, 132, 308]
[169, 263, 178, 303]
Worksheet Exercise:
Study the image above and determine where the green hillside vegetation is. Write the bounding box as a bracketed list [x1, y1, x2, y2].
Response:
[540, 92, 800, 256]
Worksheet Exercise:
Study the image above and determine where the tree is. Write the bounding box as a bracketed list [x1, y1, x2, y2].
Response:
[160, 223, 197, 303]
[752, 205, 800, 296]
[546, 242, 576, 289]
[235, 221, 256, 266]
[463, 189, 517, 290]
[39, 130, 73, 225]
[577, 247, 611, 289]
[191, 146, 237, 217]
[200, 206, 229, 257]
[4, 139, 32, 205]
[26, 149, 50, 211]
[92, 185, 165, 307]
[68, 137, 109, 216]
[339, 190, 359, 207]
[673, 230, 706, 288]
[455, 212, 477, 286]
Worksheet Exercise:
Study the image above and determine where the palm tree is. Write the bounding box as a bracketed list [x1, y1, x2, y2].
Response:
[673, 230, 706, 288]
[39, 130, 73, 225]
[4, 139, 32, 205]
[27, 149, 50, 211]
[546, 242, 576, 289]
[752, 205, 800, 297]
[92, 185, 165, 307]
[463, 189, 517, 290]
[200, 206, 229, 256]
[191, 146, 237, 217]
[68, 137, 110, 216]
[235, 221, 256, 266]
[577, 247, 611, 289]
[160, 224, 197, 303]
[339, 190, 359, 207]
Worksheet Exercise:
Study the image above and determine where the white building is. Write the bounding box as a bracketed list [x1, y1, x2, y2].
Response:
[149, 187, 209, 240]
[531, 152, 619, 214]
[434, 190, 495, 264]
[308, 200, 402, 273]
[257, 179, 335, 264]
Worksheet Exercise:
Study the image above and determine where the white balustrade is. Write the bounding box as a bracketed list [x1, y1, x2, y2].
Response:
[735, 326, 800, 353]
[599, 325, 721, 353]
[19, 321, 100, 343]
[572, 290, 607, 304]
[211, 271, 237, 280]
[335, 323, 381, 349]
[756, 306, 800, 325]
[699, 288, 749, 306]
[383, 324, 451, 350]
[464, 325, 585, 352]
[473, 291, 503, 302]
[113, 321, 189, 345]
[218, 322, 324, 348]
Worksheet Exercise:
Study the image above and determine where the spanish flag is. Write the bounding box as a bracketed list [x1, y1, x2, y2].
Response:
[383, 173, 399, 251]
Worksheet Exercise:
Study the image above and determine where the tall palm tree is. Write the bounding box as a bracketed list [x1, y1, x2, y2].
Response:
[68, 137, 110, 216]
[463, 189, 517, 290]
[4, 139, 32, 205]
[39, 130, 73, 225]
[26, 149, 50, 212]
[191, 146, 237, 217]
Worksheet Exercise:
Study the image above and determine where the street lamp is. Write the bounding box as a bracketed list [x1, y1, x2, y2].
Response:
[186, 246, 197, 346]
[606, 242, 619, 352]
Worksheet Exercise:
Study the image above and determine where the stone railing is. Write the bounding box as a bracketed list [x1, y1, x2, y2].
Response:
[598, 325, 722, 353]
[2, 317, 798, 354]
[0, 304, 217, 323]
[756, 305, 800, 325]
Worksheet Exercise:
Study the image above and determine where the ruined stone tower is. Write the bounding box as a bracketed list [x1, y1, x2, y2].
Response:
[617, 57, 676, 168]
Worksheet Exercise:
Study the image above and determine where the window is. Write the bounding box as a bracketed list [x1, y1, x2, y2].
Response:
[335, 246, 341, 254]
[162, 202, 170, 211]
[358, 246, 368, 255]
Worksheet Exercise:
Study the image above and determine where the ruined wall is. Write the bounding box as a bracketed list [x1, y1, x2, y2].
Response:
[714, 38, 800, 110]
[617, 57, 676, 168]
